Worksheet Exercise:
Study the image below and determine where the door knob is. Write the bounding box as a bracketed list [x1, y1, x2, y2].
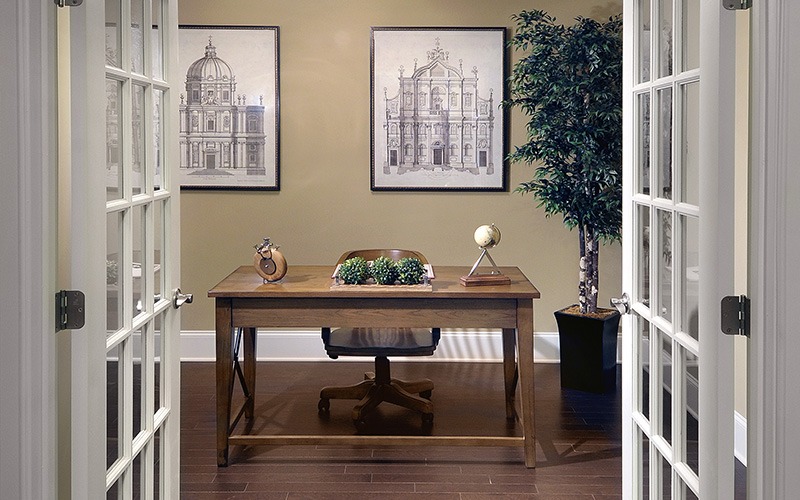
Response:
[173, 288, 193, 309]
[610, 293, 631, 315]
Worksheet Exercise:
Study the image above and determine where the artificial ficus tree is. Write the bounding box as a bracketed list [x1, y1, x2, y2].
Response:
[504, 10, 623, 314]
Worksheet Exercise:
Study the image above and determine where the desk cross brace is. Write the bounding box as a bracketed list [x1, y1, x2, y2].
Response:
[227, 327, 254, 434]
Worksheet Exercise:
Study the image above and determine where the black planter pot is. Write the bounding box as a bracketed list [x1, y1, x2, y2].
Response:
[555, 306, 621, 393]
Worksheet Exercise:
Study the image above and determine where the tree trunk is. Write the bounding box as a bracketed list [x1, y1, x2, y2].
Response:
[578, 225, 587, 313]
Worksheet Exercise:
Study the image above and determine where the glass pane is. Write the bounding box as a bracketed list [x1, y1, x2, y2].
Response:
[682, 0, 700, 71]
[640, 429, 651, 499]
[657, 87, 673, 199]
[132, 85, 146, 196]
[106, 481, 119, 500]
[659, 452, 673, 498]
[132, 204, 145, 319]
[107, 211, 124, 335]
[684, 482, 699, 500]
[151, 0, 163, 79]
[657, 209, 673, 322]
[659, 332, 673, 446]
[153, 89, 164, 191]
[154, 201, 164, 300]
[680, 215, 700, 340]
[685, 349, 700, 476]
[105, 0, 122, 68]
[133, 326, 145, 440]
[637, 92, 651, 195]
[680, 81, 700, 205]
[638, 315, 651, 420]
[154, 313, 164, 411]
[658, 0, 673, 78]
[637, 204, 651, 307]
[637, 0, 651, 83]
[131, 0, 145, 74]
[133, 449, 142, 499]
[106, 79, 123, 201]
[153, 427, 162, 499]
[107, 343, 122, 469]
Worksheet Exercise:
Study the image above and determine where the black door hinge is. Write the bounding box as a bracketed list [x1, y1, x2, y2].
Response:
[721, 295, 750, 337]
[56, 290, 85, 332]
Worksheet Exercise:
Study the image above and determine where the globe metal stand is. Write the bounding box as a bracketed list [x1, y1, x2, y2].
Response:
[460, 224, 511, 287]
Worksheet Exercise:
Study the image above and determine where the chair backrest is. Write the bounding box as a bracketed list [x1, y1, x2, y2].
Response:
[334, 249, 429, 265]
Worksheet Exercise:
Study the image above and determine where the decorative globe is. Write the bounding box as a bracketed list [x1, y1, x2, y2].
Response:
[474, 224, 501, 248]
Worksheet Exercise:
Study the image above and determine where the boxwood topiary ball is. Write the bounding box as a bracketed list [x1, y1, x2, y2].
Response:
[338, 256, 369, 284]
[396, 257, 426, 285]
[370, 256, 399, 285]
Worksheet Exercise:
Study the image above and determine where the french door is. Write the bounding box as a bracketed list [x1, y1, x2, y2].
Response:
[67, 0, 182, 497]
[621, 0, 737, 498]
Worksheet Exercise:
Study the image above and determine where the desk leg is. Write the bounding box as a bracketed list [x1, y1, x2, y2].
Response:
[517, 299, 536, 468]
[502, 328, 519, 420]
[243, 327, 257, 419]
[215, 299, 233, 467]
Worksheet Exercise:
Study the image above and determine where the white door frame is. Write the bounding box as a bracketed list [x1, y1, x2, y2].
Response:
[748, 0, 800, 497]
[0, 1, 58, 498]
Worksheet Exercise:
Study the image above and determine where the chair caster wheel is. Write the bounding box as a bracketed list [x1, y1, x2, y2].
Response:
[422, 413, 434, 424]
[354, 418, 368, 432]
[420, 390, 432, 399]
[318, 398, 330, 413]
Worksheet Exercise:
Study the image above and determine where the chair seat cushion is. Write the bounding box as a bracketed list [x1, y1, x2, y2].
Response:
[323, 327, 438, 357]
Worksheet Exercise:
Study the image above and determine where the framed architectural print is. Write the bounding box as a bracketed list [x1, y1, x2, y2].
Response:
[371, 27, 507, 191]
[178, 25, 280, 190]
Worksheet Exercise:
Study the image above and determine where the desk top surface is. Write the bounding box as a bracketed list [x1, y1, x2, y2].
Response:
[209, 265, 540, 300]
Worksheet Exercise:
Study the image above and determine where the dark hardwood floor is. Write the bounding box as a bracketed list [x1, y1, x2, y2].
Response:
[181, 361, 624, 499]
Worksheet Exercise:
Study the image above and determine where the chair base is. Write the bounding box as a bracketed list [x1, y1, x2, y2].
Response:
[318, 356, 434, 425]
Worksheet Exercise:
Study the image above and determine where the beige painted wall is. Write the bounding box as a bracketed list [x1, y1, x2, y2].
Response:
[178, 0, 624, 334]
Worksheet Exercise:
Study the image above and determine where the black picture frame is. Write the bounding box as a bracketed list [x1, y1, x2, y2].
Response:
[178, 25, 280, 190]
[371, 27, 507, 192]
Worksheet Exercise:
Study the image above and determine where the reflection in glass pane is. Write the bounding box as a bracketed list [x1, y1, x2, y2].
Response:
[686, 349, 700, 476]
[153, 427, 162, 499]
[106, 79, 123, 201]
[152, 0, 163, 79]
[154, 201, 164, 299]
[660, 451, 673, 498]
[133, 448, 142, 498]
[657, 87, 673, 200]
[131, 0, 145, 74]
[637, 0, 651, 83]
[107, 343, 122, 469]
[637, 93, 651, 195]
[639, 428, 651, 499]
[682, 0, 699, 71]
[658, 0, 673, 78]
[133, 85, 146, 196]
[681, 82, 700, 205]
[657, 209, 673, 322]
[133, 326, 145, 440]
[107, 211, 124, 335]
[154, 313, 164, 411]
[133, 204, 145, 319]
[681, 215, 700, 340]
[638, 315, 651, 420]
[660, 332, 673, 446]
[637, 204, 651, 307]
[153, 89, 164, 190]
[105, 0, 122, 68]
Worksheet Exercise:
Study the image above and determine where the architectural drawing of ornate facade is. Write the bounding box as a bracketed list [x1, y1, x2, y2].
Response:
[382, 39, 495, 175]
[179, 39, 266, 175]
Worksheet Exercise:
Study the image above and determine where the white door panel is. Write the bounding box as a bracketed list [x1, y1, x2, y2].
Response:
[621, 0, 736, 497]
[67, 0, 181, 497]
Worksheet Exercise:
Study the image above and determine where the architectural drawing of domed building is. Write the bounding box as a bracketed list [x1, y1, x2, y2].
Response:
[179, 39, 266, 175]
[382, 39, 495, 176]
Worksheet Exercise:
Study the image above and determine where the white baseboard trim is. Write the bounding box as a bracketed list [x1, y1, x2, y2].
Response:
[179, 329, 596, 363]
[735, 410, 747, 466]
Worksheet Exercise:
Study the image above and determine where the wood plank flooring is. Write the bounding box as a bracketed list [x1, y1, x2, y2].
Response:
[181, 361, 625, 499]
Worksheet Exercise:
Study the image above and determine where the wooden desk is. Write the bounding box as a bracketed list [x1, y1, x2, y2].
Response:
[208, 265, 541, 467]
